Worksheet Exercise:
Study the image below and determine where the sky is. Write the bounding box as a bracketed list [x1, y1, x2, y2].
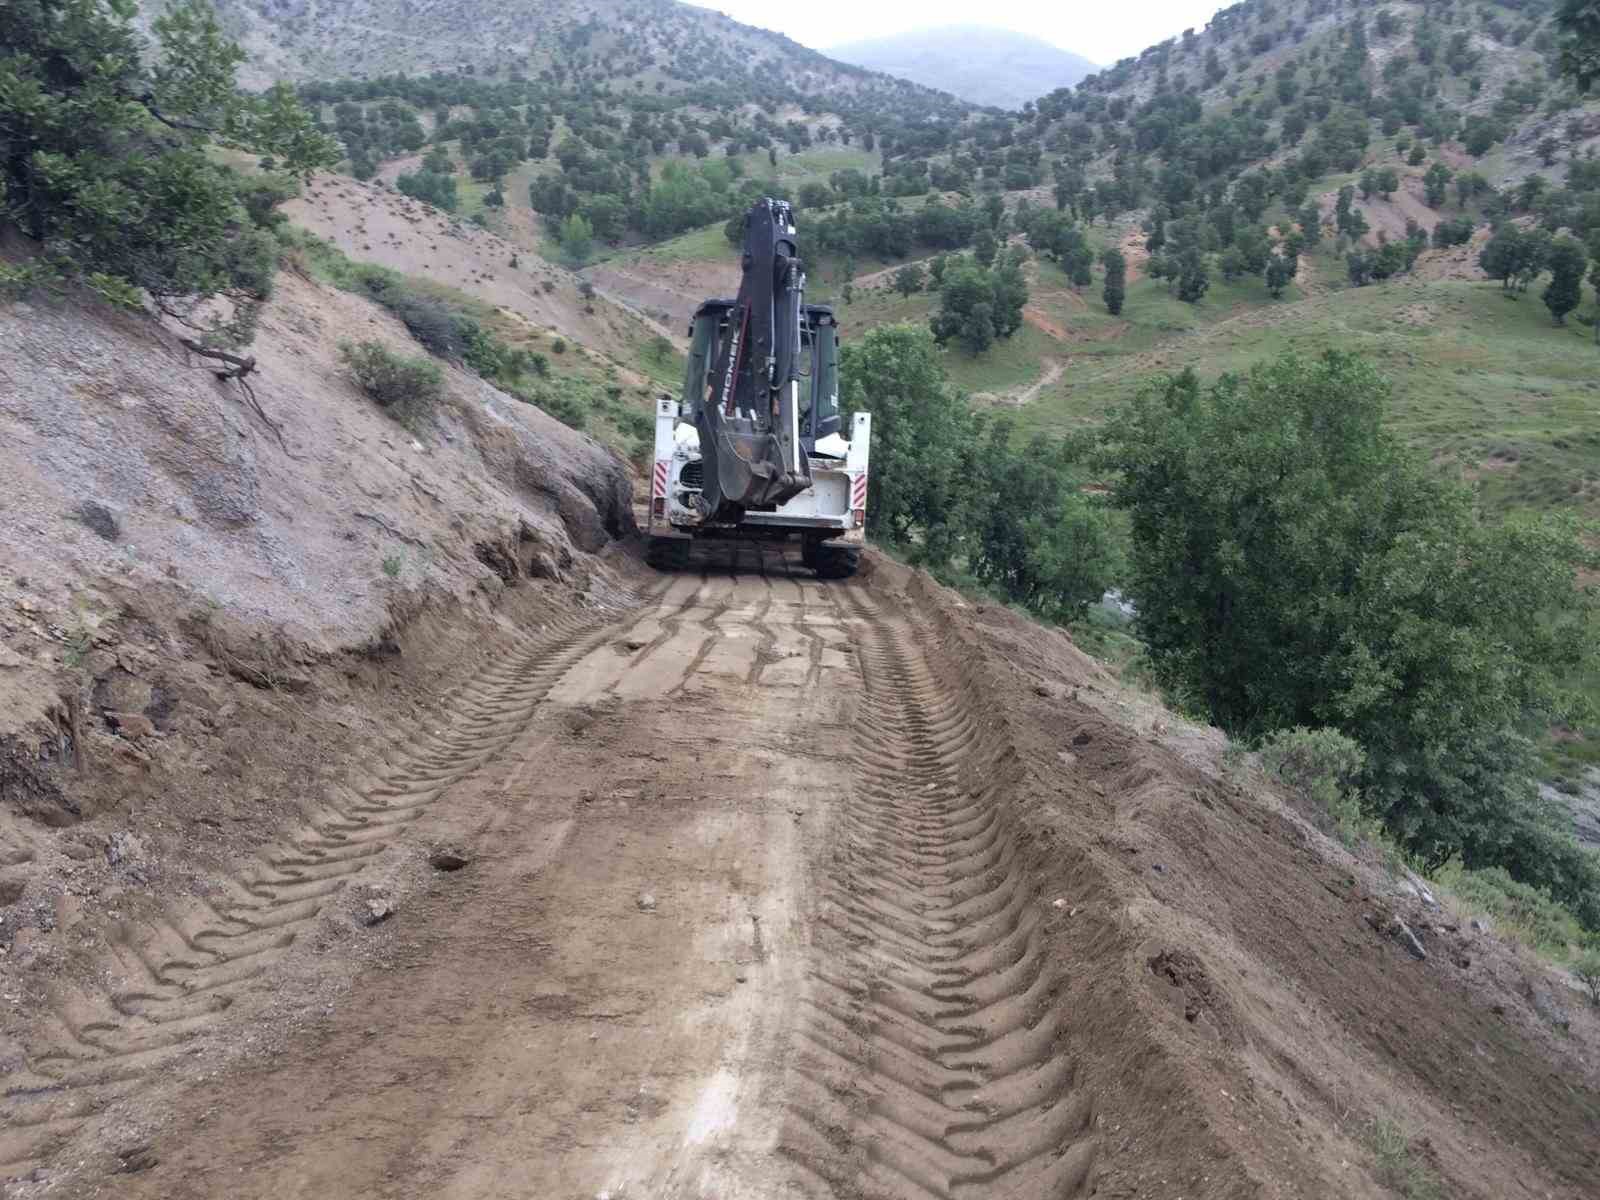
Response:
[688, 1, 1231, 67]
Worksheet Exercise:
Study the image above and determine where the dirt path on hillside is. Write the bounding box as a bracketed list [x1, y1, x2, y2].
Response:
[7, 547, 1600, 1200]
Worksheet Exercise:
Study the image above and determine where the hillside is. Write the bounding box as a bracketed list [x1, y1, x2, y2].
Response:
[828, 25, 1099, 110]
[137, 0, 970, 117]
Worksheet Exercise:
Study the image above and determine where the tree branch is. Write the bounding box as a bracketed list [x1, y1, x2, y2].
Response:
[134, 92, 216, 134]
[176, 335, 298, 459]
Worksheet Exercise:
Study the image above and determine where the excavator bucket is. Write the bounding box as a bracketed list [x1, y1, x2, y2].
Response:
[695, 197, 812, 520]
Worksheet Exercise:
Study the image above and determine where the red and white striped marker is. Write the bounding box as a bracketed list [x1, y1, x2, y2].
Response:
[653, 459, 670, 499]
[851, 473, 868, 510]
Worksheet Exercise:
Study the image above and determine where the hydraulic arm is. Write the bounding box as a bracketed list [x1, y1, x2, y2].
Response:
[695, 197, 812, 519]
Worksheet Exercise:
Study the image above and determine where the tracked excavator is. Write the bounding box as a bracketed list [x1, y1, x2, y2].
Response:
[646, 197, 871, 577]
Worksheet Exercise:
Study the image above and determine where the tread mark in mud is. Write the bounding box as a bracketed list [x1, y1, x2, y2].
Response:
[0, 587, 669, 1180]
[779, 584, 1097, 1200]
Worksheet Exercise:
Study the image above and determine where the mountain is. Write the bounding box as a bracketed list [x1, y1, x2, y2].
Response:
[138, 0, 970, 118]
[827, 25, 1097, 110]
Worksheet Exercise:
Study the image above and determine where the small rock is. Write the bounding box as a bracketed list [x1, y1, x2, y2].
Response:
[622, 637, 648, 652]
[105, 832, 146, 867]
[1151, 863, 1167, 875]
[107, 711, 156, 741]
[0, 645, 24, 670]
[734, 974, 747, 984]
[74, 501, 120, 542]
[364, 899, 393, 926]
[1470, 916, 1492, 935]
[637, 892, 657, 912]
[1389, 917, 1428, 961]
[429, 845, 472, 872]
[115, 1144, 158, 1174]
[1051, 898, 1068, 909]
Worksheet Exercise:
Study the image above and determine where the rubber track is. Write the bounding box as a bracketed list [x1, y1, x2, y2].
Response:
[0, 587, 661, 1179]
[782, 585, 1097, 1199]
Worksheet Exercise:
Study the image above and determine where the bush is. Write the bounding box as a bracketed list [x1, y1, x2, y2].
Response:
[340, 341, 445, 426]
[1435, 862, 1592, 958]
[1260, 726, 1368, 842]
[1576, 948, 1600, 1005]
[526, 385, 586, 429]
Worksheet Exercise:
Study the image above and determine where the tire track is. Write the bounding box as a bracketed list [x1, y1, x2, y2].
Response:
[781, 584, 1097, 1199]
[0, 586, 662, 1180]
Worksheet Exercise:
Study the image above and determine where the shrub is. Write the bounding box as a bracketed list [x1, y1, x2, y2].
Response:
[527, 385, 586, 429]
[340, 341, 444, 426]
[1435, 862, 1592, 958]
[1576, 949, 1600, 1005]
[552, 337, 568, 354]
[1260, 727, 1369, 843]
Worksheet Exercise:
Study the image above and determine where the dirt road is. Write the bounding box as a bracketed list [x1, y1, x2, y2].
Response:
[9, 546, 1600, 1200]
[19, 546, 1093, 1198]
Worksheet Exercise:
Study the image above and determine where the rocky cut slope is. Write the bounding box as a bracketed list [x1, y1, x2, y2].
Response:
[0, 261, 638, 1151]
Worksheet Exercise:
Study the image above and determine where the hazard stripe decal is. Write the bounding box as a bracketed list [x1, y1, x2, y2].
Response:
[653, 459, 670, 499]
[851, 473, 868, 508]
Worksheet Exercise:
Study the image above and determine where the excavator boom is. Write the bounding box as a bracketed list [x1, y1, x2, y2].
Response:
[695, 198, 811, 519]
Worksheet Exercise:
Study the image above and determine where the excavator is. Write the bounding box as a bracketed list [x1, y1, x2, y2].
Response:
[645, 197, 871, 577]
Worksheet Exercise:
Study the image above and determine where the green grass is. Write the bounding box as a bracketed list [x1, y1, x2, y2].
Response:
[1432, 861, 1595, 962]
[1017, 278, 1600, 521]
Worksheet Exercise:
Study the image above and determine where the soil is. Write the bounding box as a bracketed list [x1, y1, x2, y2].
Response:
[283, 174, 663, 359]
[3, 542, 1597, 1200]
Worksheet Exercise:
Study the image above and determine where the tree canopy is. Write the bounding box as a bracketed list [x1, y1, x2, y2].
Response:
[0, 0, 337, 339]
[1102, 351, 1600, 922]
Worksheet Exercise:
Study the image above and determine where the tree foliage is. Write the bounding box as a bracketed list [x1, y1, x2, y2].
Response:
[929, 255, 1027, 355]
[0, 0, 336, 340]
[840, 325, 1117, 620]
[1102, 351, 1599, 921]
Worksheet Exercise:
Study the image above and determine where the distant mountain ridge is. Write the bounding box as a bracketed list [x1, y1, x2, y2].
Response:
[827, 25, 1098, 110]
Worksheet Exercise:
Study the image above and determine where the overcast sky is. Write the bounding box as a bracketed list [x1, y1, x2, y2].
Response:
[689, 2, 1230, 66]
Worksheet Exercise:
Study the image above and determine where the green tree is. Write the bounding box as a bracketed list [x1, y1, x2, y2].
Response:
[891, 262, 925, 296]
[1543, 236, 1588, 324]
[0, 0, 336, 339]
[1101, 351, 1599, 918]
[1177, 248, 1210, 303]
[837, 325, 974, 551]
[1102, 248, 1127, 316]
[1265, 253, 1294, 298]
[558, 212, 594, 265]
[1558, 0, 1600, 91]
[972, 227, 998, 268]
[1480, 224, 1549, 292]
[930, 262, 995, 354]
[1423, 162, 1453, 208]
[969, 420, 1120, 622]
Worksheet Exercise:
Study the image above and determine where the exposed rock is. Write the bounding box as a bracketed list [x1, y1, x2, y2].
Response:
[105, 831, 147, 867]
[364, 898, 393, 926]
[73, 500, 121, 541]
[1524, 978, 1572, 1031]
[637, 892, 657, 912]
[1390, 918, 1428, 961]
[107, 711, 156, 741]
[428, 845, 472, 872]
